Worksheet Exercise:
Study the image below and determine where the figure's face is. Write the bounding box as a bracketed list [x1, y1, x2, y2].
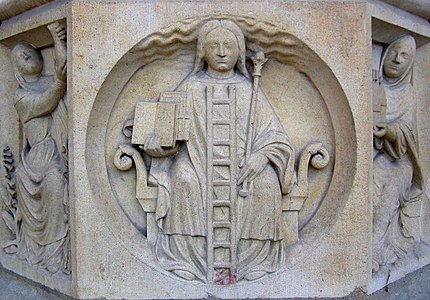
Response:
[383, 40, 414, 79]
[204, 28, 239, 73]
[13, 44, 43, 77]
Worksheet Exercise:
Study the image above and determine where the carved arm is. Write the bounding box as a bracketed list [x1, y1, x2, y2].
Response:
[18, 80, 67, 122]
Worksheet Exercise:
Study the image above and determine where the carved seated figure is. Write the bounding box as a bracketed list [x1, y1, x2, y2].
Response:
[10, 23, 69, 274]
[141, 20, 296, 283]
[372, 35, 424, 275]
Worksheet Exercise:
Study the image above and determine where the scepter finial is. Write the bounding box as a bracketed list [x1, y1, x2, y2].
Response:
[251, 51, 268, 77]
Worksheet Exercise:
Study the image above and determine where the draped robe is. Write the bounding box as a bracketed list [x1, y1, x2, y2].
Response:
[13, 75, 69, 273]
[373, 71, 424, 272]
[150, 71, 295, 282]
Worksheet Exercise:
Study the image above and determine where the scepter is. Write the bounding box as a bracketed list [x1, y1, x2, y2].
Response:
[239, 51, 268, 197]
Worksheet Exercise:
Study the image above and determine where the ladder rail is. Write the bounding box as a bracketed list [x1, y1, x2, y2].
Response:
[206, 85, 215, 283]
[206, 84, 238, 284]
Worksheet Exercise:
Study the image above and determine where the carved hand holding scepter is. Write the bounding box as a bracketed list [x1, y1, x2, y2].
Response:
[238, 51, 268, 197]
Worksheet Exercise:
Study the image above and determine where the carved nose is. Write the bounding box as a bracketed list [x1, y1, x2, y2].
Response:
[219, 44, 225, 57]
[394, 53, 403, 63]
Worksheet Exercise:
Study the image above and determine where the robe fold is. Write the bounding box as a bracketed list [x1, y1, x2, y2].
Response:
[373, 60, 424, 271]
[13, 76, 69, 274]
[150, 72, 294, 281]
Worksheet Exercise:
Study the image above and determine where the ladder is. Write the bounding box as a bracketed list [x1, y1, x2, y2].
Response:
[206, 84, 238, 285]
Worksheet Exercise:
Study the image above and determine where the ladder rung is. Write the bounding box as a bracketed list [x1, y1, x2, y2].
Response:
[212, 119, 230, 125]
[213, 241, 231, 248]
[213, 159, 231, 166]
[213, 139, 230, 146]
[213, 180, 230, 186]
[213, 221, 231, 228]
[212, 99, 230, 104]
[213, 200, 231, 207]
[214, 262, 231, 269]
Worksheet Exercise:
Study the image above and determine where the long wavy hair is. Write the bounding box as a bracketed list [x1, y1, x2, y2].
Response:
[191, 19, 250, 78]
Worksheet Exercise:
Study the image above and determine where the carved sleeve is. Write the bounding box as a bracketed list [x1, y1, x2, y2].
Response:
[251, 93, 296, 194]
[382, 122, 414, 160]
[15, 79, 66, 123]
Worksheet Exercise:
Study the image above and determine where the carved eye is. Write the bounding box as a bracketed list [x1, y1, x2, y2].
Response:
[387, 50, 396, 59]
[401, 52, 409, 59]
[21, 52, 30, 61]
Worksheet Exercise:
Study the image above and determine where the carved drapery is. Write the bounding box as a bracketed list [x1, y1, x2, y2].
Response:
[113, 18, 330, 284]
[372, 35, 425, 279]
[1, 22, 70, 275]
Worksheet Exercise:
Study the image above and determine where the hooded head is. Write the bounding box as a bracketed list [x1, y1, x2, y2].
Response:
[11, 42, 43, 82]
[192, 19, 250, 78]
[380, 35, 416, 87]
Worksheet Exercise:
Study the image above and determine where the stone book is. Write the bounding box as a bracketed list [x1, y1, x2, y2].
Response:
[131, 101, 177, 147]
[372, 69, 387, 126]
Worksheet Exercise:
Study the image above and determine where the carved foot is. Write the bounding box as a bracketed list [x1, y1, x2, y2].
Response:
[3, 244, 17, 254]
[172, 270, 196, 281]
[243, 270, 267, 281]
[46, 264, 61, 274]
[372, 260, 379, 273]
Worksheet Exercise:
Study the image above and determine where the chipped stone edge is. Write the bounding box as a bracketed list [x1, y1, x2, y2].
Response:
[0, 0, 67, 42]
[0, 0, 56, 21]
[369, 0, 430, 45]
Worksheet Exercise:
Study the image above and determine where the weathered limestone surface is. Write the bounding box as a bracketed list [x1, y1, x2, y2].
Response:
[368, 0, 430, 293]
[69, 1, 370, 298]
[0, 0, 55, 21]
[0, 0, 428, 299]
[369, 0, 430, 47]
[381, 0, 430, 19]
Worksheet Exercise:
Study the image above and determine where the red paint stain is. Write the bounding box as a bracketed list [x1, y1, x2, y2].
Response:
[214, 268, 237, 285]
[229, 268, 237, 284]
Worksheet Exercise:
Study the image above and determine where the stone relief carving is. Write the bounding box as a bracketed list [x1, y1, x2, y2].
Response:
[372, 35, 425, 278]
[1, 146, 18, 253]
[114, 19, 330, 284]
[1, 22, 70, 274]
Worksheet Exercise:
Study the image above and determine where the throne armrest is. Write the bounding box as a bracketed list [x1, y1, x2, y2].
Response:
[282, 142, 330, 245]
[114, 144, 158, 244]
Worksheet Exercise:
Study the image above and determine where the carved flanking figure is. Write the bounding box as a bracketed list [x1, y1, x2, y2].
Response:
[372, 35, 424, 276]
[7, 22, 70, 274]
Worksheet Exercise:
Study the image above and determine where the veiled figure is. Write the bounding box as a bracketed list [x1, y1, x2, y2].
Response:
[372, 35, 424, 274]
[144, 20, 295, 283]
[11, 23, 69, 274]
